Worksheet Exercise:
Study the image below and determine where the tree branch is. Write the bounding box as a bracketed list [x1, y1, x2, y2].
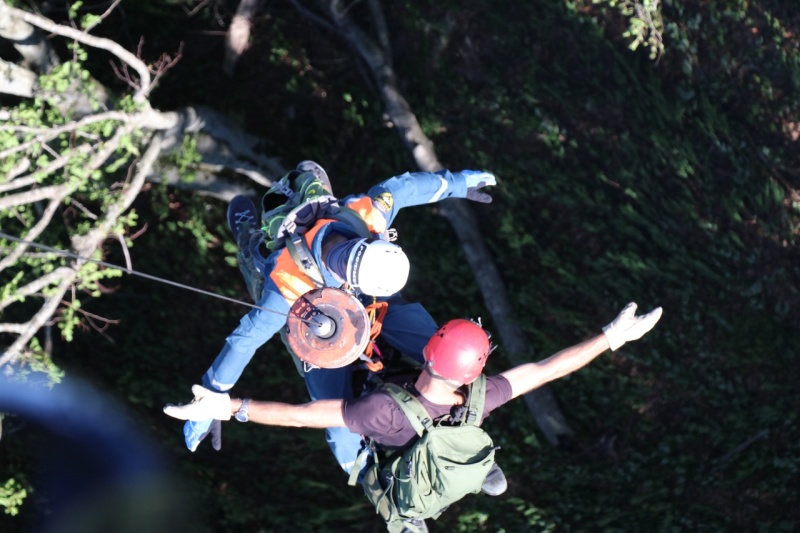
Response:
[0, 268, 73, 311]
[0, 133, 160, 369]
[0, 3, 152, 100]
[223, 0, 262, 76]
[0, 188, 72, 271]
[0, 145, 93, 195]
[0, 4, 59, 72]
[0, 58, 36, 97]
[0, 111, 129, 159]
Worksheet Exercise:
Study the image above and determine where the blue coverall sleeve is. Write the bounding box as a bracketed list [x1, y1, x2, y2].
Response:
[364, 169, 470, 226]
[201, 280, 290, 392]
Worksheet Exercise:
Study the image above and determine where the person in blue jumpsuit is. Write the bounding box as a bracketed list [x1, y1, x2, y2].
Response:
[181, 162, 496, 474]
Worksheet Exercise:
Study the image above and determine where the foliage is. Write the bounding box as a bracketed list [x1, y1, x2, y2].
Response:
[1, 56, 145, 351]
[0, 479, 27, 517]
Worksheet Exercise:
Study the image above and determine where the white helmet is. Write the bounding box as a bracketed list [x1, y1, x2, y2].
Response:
[346, 239, 410, 296]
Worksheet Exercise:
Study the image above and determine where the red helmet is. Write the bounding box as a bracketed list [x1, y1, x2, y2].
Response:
[424, 319, 493, 383]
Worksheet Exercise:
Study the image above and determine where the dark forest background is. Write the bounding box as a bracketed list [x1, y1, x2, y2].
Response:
[2, 1, 799, 531]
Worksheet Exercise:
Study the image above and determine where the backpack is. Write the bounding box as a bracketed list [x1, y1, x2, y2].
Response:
[259, 170, 374, 286]
[351, 374, 497, 532]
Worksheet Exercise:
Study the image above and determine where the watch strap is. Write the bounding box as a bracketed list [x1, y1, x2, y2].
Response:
[235, 398, 250, 422]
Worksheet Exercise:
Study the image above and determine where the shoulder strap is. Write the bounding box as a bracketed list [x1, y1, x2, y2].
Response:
[279, 199, 373, 286]
[284, 233, 325, 288]
[464, 374, 487, 426]
[324, 204, 374, 239]
[382, 383, 433, 437]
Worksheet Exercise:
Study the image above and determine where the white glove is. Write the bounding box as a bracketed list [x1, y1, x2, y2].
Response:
[461, 170, 497, 188]
[163, 385, 232, 421]
[460, 170, 497, 203]
[602, 302, 663, 351]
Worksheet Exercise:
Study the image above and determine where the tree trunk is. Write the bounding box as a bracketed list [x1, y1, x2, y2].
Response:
[309, 0, 574, 445]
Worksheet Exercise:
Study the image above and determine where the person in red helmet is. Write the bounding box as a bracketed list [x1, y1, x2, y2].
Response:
[165, 302, 662, 532]
[424, 318, 494, 383]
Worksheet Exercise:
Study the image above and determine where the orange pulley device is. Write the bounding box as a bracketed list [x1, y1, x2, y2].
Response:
[285, 287, 371, 369]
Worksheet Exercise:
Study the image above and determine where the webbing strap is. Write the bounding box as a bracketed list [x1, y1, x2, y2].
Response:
[464, 374, 487, 426]
[285, 233, 325, 288]
[327, 205, 374, 239]
[383, 383, 433, 437]
[347, 444, 374, 487]
[383, 375, 487, 434]
[280, 202, 372, 289]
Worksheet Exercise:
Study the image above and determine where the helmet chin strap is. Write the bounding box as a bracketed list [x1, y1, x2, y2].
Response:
[424, 365, 463, 389]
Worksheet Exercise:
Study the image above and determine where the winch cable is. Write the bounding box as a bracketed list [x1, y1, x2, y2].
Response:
[0, 231, 307, 323]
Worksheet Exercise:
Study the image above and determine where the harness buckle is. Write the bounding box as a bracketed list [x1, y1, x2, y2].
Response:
[275, 181, 296, 199]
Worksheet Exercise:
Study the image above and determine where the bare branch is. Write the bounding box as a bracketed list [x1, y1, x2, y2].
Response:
[184, 0, 213, 18]
[0, 3, 152, 100]
[114, 233, 132, 271]
[0, 6, 59, 72]
[367, 0, 391, 62]
[0, 144, 94, 195]
[0, 59, 36, 97]
[147, 167, 258, 202]
[224, 0, 262, 76]
[0, 324, 27, 334]
[0, 183, 72, 210]
[0, 110, 129, 160]
[150, 42, 184, 89]
[3, 157, 31, 182]
[81, 0, 123, 34]
[0, 273, 76, 366]
[0, 268, 73, 311]
[0, 188, 72, 271]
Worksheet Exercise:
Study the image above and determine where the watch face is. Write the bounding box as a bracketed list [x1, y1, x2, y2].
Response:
[235, 400, 249, 422]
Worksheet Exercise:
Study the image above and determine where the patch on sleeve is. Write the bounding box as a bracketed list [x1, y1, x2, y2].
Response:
[373, 192, 394, 213]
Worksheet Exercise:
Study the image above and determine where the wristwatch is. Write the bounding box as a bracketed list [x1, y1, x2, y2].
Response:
[234, 399, 250, 422]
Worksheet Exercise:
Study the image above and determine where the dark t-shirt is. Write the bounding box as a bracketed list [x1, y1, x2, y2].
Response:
[342, 374, 513, 449]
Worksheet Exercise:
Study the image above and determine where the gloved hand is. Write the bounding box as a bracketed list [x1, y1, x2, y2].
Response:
[164, 385, 232, 421]
[602, 302, 663, 351]
[182, 418, 223, 452]
[164, 385, 231, 452]
[460, 170, 497, 203]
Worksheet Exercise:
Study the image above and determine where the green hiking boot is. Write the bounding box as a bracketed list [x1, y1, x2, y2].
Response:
[296, 160, 332, 195]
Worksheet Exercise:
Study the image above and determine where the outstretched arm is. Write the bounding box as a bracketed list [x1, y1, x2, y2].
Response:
[500, 334, 610, 399]
[500, 303, 662, 399]
[351, 169, 496, 227]
[231, 398, 346, 428]
[164, 385, 346, 428]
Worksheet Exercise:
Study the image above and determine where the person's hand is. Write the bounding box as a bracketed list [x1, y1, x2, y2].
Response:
[164, 385, 232, 421]
[460, 170, 497, 203]
[164, 385, 231, 452]
[602, 302, 663, 351]
[182, 418, 223, 452]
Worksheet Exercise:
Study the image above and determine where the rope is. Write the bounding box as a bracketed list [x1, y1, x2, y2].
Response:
[0, 231, 293, 319]
[363, 299, 389, 372]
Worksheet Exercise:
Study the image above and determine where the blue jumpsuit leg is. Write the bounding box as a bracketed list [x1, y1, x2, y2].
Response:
[377, 294, 439, 364]
[302, 366, 364, 474]
[300, 293, 438, 475]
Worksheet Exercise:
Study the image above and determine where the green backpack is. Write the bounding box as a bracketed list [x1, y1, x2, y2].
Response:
[351, 375, 497, 532]
[259, 170, 373, 286]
